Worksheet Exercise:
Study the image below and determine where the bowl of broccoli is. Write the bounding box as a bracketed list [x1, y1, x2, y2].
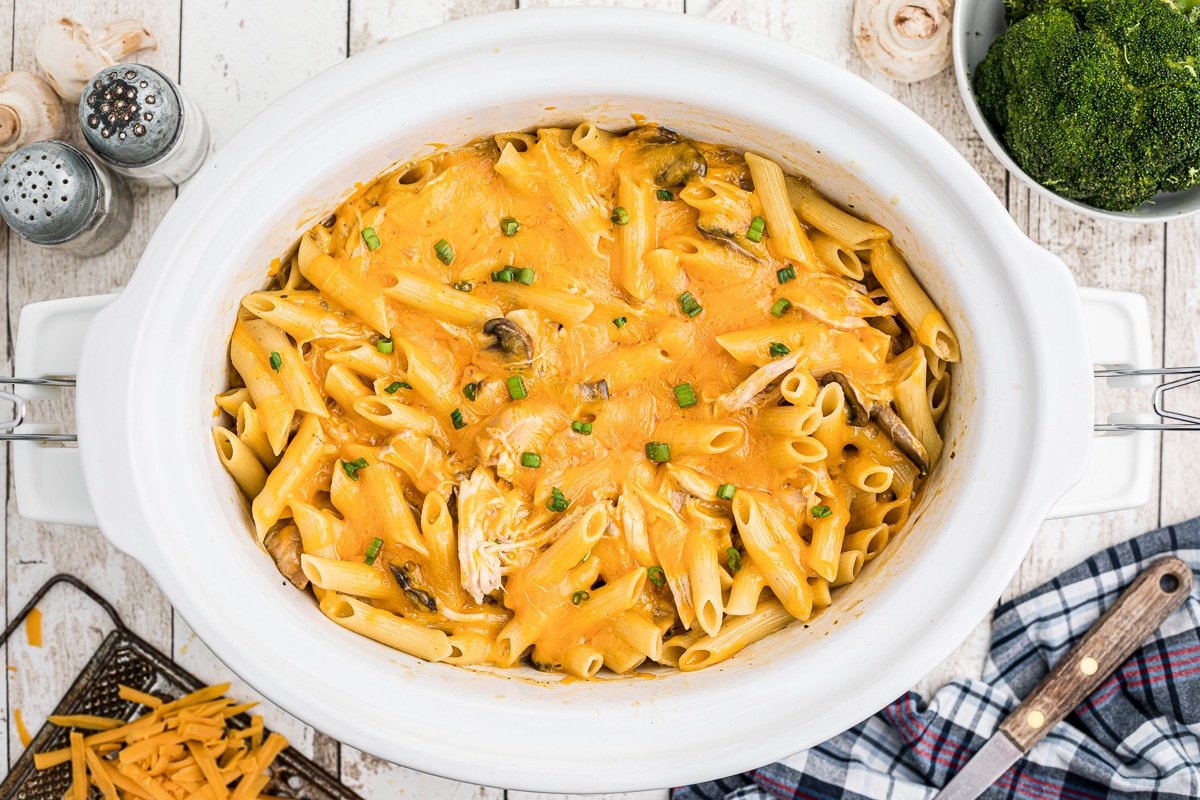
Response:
[953, 0, 1200, 221]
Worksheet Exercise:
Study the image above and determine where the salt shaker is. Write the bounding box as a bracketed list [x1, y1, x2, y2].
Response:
[0, 140, 132, 256]
[79, 64, 211, 187]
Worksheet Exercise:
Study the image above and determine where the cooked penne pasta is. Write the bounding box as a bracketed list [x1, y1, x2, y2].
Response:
[217, 125, 958, 676]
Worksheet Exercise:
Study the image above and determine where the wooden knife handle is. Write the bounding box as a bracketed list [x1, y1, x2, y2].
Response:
[997, 556, 1193, 753]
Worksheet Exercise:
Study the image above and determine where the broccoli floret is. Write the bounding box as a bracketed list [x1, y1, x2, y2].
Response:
[975, 0, 1200, 210]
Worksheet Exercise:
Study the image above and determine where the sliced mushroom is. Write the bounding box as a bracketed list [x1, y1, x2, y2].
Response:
[390, 562, 438, 613]
[853, 0, 952, 83]
[577, 379, 609, 403]
[264, 524, 308, 590]
[0, 72, 64, 155]
[625, 125, 708, 188]
[819, 372, 870, 426]
[34, 17, 158, 102]
[483, 317, 533, 365]
[869, 402, 930, 476]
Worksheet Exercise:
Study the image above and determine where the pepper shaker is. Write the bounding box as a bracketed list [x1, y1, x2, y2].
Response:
[79, 64, 211, 187]
[0, 140, 132, 256]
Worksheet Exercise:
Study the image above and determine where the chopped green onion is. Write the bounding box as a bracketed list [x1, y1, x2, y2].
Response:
[492, 268, 515, 283]
[494, 539, 502, 545]
[341, 457, 369, 481]
[644, 441, 671, 463]
[546, 486, 571, 512]
[376, 339, 394, 354]
[581, 551, 590, 562]
[812, 505, 832, 518]
[747, 216, 766, 243]
[520, 452, 542, 468]
[463, 382, 478, 402]
[647, 566, 667, 587]
[507, 375, 527, 400]
[384, 381, 410, 394]
[581, 422, 593, 435]
[364, 537, 383, 566]
[434, 238, 455, 266]
[362, 228, 381, 251]
[516, 267, 536, 285]
[656, 189, 674, 201]
[612, 316, 628, 329]
[453, 280, 473, 292]
[571, 420, 594, 435]
[673, 382, 698, 409]
[450, 408, 466, 430]
[611, 206, 630, 225]
[500, 217, 520, 237]
[777, 265, 796, 284]
[726, 547, 742, 573]
[571, 590, 591, 605]
[677, 291, 703, 318]
[716, 484, 736, 501]
[768, 342, 791, 358]
[770, 298, 792, 318]
[269, 351, 282, 372]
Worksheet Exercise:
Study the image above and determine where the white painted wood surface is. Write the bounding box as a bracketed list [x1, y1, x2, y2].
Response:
[0, 0, 1191, 797]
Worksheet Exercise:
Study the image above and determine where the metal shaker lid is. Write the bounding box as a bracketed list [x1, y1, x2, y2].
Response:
[80, 64, 181, 168]
[0, 140, 100, 245]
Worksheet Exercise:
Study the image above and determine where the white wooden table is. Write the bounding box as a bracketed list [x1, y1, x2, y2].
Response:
[1, 1, 1194, 797]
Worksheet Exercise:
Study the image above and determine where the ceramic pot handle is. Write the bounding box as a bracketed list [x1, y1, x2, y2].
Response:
[1047, 288, 1155, 519]
[11, 294, 117, 528]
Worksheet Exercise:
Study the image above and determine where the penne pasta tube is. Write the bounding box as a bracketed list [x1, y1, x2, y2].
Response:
[382, 269, 502, 325]
[780, 368, 820, 407]
[616, 492, 653, 567]
[290, 501, 342, 561]
[644, 247, 687, 295]
[929, 369, 951, 425]
[235, 402, 279, 469]
[844, 524, 890, 562]
[831, 550, 865, 588]
[808, 494, 850, 582]
[511, 285, 595, 326]
[572, 121, 617, 166]
[766, 435, 828, 471]
[870, 241, 960, 362]
[894, 345, 944, 467]
[678, 598, 793, 671]
[844, 457, 893, 493]
[324, 342, 402, 382]
[241, 318, 327, 417]
[659, 629, 705, 668]
[522, 502, 609, 587]
[444, 633, 492, 665]
[614, 171, 656, 301]
[215, 387, 250, 416]
[301, 555, 399, 600]
[663, 233, 758, 281]
[653, 420, 744, 456]
[331, 447, 427, 555]
[299, 249, 390, 336]
[813, 382, 851, 453]
[562, 643, 605, 679]
[811, 230, 865, 280]
[725, 558, 767, 616]
[808, 576, 833, 609]
[252, 414, 331, 541]
[745, 152, 816, 266]
[320, 593, 452, 662]
[590, 626, 647, 674]
[758, 406, 822, 438]
[353, 395, 440, 435]
[493, 141, 537, 194]
[241, 291, 368, 344]
[611, 611, 664, 662]
[230, 320, 296, 455]
[785, 176, 890, 248]
[213, 428, 267, 499]
[731, 491, 812, 621]
[420, 490, 468, 610]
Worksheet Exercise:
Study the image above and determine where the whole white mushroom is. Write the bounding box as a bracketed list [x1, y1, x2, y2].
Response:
[853, 0, 953, 83]
[34, 17, 158, 103]
[0, 71, 65, 155]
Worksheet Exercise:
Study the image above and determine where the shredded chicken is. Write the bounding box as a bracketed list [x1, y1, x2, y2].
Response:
[789, 272, 896, 330]
[716, 348, 804, 415]
[264, 524, 308, 590]
[475, 402, 563, 482]
[456, 468, 517, 604]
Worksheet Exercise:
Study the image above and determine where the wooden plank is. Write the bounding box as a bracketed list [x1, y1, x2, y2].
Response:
[1161, 215, 1200, 526]
[5, 0, 178, 769]
[350, 0, 515, 53]
[339, 745, 503, 800]
[518, 0, 681, 8]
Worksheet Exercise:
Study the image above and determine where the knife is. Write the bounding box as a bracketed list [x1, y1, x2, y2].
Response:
[933, 556, 1193, 800]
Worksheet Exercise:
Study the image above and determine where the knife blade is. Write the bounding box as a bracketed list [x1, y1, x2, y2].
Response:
[932, 556, 1193, 800]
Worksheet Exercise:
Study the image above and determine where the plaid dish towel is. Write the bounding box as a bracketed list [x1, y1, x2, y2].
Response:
[675, 519, 1200, 800]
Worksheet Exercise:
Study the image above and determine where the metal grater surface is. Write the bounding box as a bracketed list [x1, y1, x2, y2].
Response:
[0, 627, 364, 800]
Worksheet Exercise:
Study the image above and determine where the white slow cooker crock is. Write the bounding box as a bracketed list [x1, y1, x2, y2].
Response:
[10, 8, 1160, 793]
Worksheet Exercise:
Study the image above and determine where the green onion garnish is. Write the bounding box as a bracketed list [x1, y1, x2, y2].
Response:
[362, 228, 382, 251]
[364, 537, 383, 565]
[768, 342, 791, 358]
[269, 351, 282, 372]
[656, 189, 674, 201]
[770, 298, 792, 318]
[450, 408, 466, 429]
[491, 268, 515, 283]
[581, 551, 590, 562]
[673, 383, 698, 409]
[726, 547, 742, 573]
[777, 265, 796, 284]
[677, 291, 703, 318]
[571, 590, 591, 605]
[546, 486, 571, 512]
[644, 441, 671, 463]
[611, 206, 630, 225]
[384, 382, 410, 394]
[516, 267, 536, 285]
[612, 316, 628, 329]
[747, 216, 766, 243]
[376, 339, 394, 354]
[812, 505, 832, 518]
[507, 375, 527, 400]
[647, 566, 667, 587]
[716, 484, 736, 501]
[434, 238, 455, 266]
[571, 420, 593, 435]
[520, 452, 542, 468]
[500, 217, 520, 237]
[582, 422, 593, 435]
[463, 382, 478, 402]
[341, 457, 369, 481]
[453, 280, 473, 292]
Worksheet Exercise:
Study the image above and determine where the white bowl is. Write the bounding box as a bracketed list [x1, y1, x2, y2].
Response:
[952, 0, 1200, 222]
[48, 7, 1107, 793]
